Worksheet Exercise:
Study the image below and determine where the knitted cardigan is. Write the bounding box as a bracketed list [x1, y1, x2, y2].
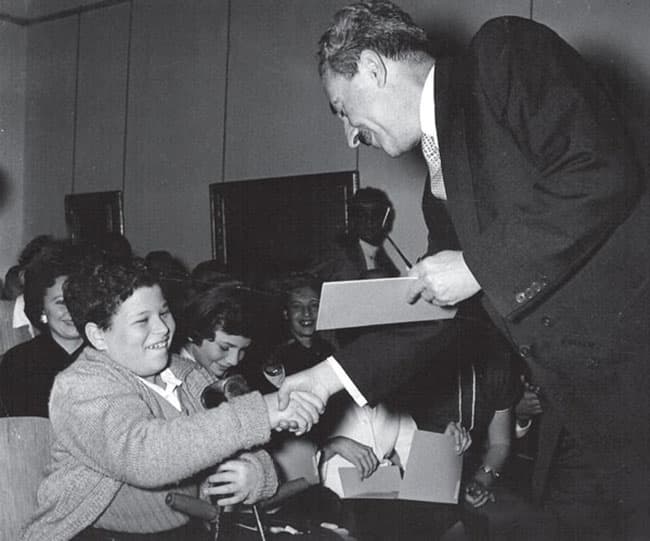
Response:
[21, 348, 277, 541]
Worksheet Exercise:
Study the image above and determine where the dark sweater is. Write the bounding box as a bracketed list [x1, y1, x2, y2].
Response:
[0, 334, 82, 417]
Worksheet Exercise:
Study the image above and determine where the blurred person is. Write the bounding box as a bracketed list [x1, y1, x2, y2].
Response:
[2, 265, 23, 300]
[0, 235, 60, 348]
[21, 257, 323, 541]
[0, 266, 32, 356]
[191, 259, 242, 290]
[312, 187, 400, 281]
[95, 232, 133, 263]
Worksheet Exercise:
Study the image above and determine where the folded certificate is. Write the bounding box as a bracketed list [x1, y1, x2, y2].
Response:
[316, 277, 457, 330]
[337, 430, 462, 503]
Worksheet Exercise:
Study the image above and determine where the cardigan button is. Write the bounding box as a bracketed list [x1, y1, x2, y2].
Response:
[541, 316, 552, 327]
[515, 292, 526, 304]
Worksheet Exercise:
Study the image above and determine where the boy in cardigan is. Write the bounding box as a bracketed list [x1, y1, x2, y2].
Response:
[21, 258, 323, 541]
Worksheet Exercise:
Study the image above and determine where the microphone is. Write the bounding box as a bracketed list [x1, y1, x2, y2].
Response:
[200, 374, 250, 409]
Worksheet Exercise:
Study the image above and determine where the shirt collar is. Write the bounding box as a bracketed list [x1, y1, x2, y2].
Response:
[12, 294, 32, 331]
[359, 238, 379, 259]
[138, 368, 183, 411]
[419, 64, 437, 139]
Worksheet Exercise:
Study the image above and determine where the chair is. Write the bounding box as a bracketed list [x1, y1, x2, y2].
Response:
[0, 417, 52, 541]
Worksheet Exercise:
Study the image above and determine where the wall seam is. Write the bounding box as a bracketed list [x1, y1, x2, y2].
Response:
[70, 13, 82, 194]
[220, 0, 232, 183]
[121, 0, 134, 202]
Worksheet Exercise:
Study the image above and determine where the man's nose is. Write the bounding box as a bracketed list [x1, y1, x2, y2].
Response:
[344, 118, 360, 148]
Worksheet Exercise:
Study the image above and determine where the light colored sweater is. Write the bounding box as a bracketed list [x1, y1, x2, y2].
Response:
[21, 349, 277, 541]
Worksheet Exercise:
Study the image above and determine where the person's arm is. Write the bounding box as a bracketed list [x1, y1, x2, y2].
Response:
[49, 366, 317, 488]
[464, 408, 512, 508]
[320, 436, 379, 479]
[466, 18, 641, 318]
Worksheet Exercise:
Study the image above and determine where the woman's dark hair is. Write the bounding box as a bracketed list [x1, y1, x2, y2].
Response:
[178, 285, 261, 345]
[18, 234, 56, 268]
[63, 257, 159, 341]
[23, 241, 81, 333]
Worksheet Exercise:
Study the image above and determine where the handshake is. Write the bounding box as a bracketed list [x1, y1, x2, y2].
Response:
[262, 361, 346, 436]
[263, 390, 324, 436]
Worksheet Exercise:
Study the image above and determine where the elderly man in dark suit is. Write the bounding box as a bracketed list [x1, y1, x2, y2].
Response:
[279, 2, 649, 539]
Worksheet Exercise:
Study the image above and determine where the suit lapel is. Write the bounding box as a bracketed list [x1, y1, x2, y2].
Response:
[434, 57, 481, 247]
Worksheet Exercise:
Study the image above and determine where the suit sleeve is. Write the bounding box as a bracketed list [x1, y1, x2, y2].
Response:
[333, 320, 458, 406]
[461, 17, 642, 318]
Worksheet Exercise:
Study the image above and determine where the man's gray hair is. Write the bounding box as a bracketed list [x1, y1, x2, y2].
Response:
[317, 1, 431, 78]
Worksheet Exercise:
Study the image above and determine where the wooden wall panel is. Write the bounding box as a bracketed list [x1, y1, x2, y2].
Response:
[0, 21, 26, 276]
[225, 0, 356, 181]
[532, 0, 650, 173]
[74, 2, 129, 193]
[23, 17, 77, 242]
[124, 0, 227, 268]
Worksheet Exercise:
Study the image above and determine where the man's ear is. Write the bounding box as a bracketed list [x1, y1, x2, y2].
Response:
[359, 50, 387, 87]
[85, 322, 107, 351]
[282, 309, 289, 320]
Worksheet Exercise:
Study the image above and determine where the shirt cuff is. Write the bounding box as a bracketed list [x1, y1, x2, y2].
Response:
[515, 418, 533, 438]
[326, 356, 368, 407]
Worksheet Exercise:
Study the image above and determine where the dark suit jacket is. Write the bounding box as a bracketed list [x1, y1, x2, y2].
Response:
[337, 16, 649, 501]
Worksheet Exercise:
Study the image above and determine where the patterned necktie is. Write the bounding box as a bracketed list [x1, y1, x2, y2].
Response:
[421, 132, 447, 200]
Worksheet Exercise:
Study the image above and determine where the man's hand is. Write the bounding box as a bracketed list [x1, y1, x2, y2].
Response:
[515, 375, 543, 424]
[321, 436, 379, 479]
[408, 250, 481, 306]
[277, 361, 342, 411]
[202, 458, 259, 506]
[444, 421, 472, 455]
[264, 390, 323, 436]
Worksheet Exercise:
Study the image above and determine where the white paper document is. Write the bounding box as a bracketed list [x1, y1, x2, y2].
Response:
[316, 277, 457, 330]
[338, 430, 462, 503]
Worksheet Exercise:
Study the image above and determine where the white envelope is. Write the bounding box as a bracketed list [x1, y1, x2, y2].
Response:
[316, 277, 457, 330]
[338, 430, 462, 504]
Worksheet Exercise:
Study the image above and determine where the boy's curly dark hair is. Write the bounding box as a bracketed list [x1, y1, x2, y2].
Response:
[63, 257, 159, 341]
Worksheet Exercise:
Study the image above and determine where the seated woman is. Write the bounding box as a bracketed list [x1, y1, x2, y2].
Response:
[0, 242, 84, 417]
[21, 257, 322, 541]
